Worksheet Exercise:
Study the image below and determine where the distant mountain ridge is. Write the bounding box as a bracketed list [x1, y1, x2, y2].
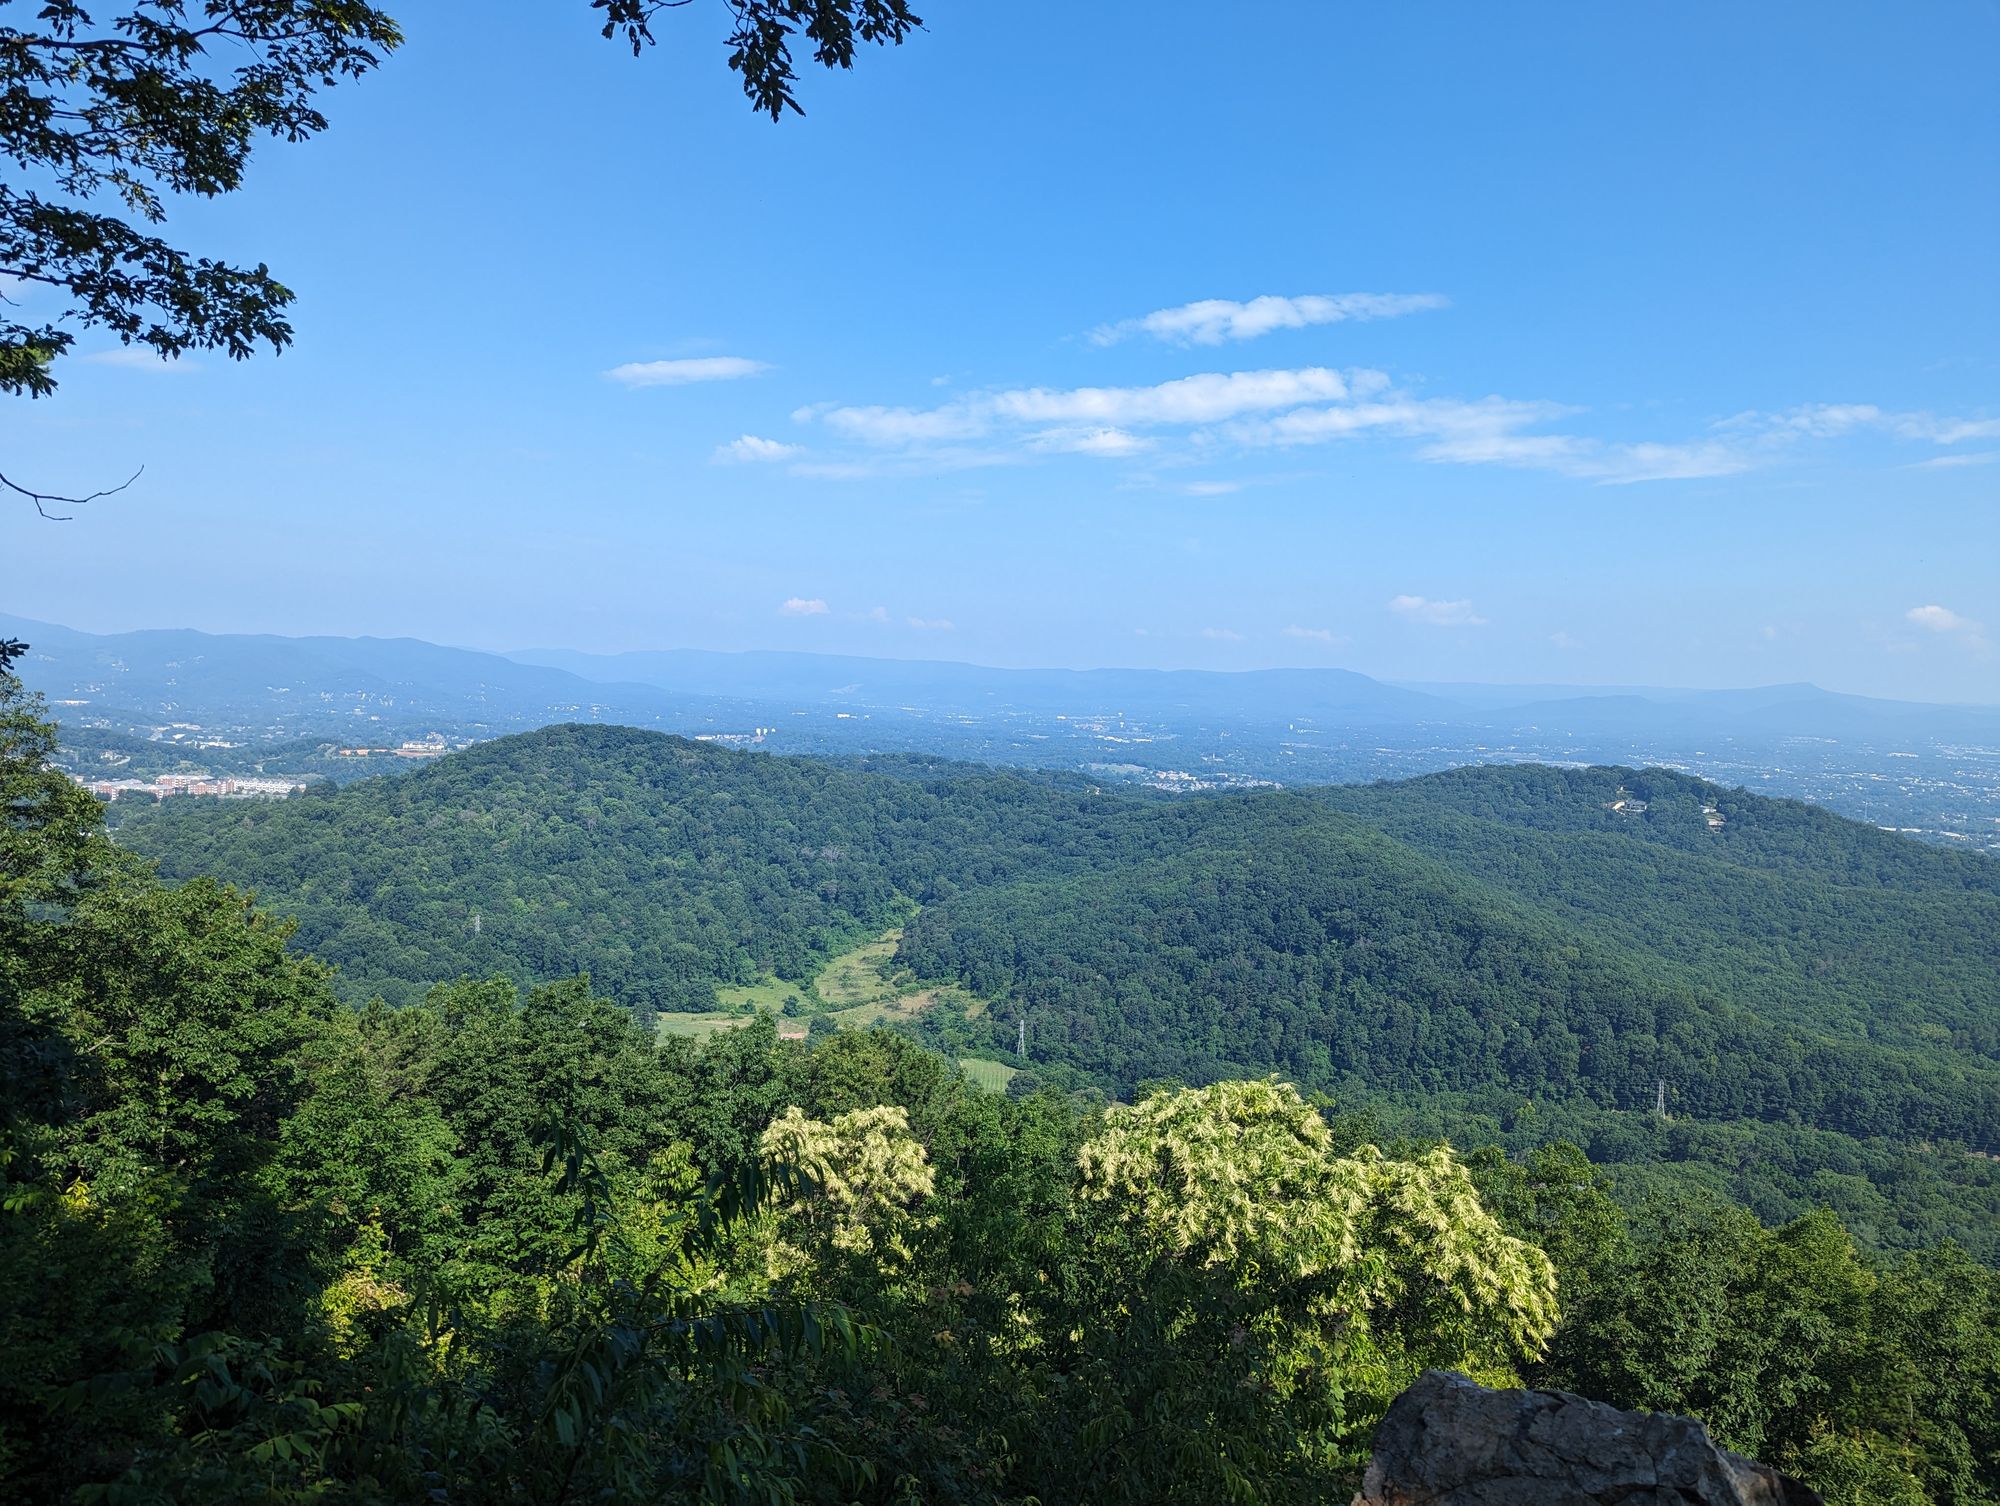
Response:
[0, 613, 753, 735]
[516, 647, 2000, 739]
[10, 613, 1994, 741]
[507, 644, 1454, 723]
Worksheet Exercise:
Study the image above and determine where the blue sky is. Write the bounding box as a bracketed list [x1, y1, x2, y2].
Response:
[4, 1, 1997, 701]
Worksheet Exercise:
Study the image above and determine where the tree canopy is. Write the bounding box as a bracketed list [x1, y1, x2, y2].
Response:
[115, 722, 2000, 1254]
[3, 674, 1997, 1503]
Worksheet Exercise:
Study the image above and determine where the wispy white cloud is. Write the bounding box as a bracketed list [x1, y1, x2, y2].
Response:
[1232, 396, 1753, 483]
[816, 403, 988, 445]
[784, 444, 1025, 481]
[1028, 426, 1153, 457]
[814, 367, 1370, 447]
[779, 597, 829, 617]
[1907, 604, 1987, 648]
[1550, 630, 1581, 650]
[1909, 450, 2000, 470]
[1921, 417, 2000, 444]
[1390, 595, 1487, 627]
[713, 434, 800, 463]
[1737, 402, 1887, 439]
[1091, 292, 1448, 347]
[607, 356, 770, 388]
[801, 370, 1754, 485]
[740, 321, 2000, 487]
[1201, 626, 1246, 642]
[907, 616, 955, 632]
[1731, 403, 2000, 448]
[1283, 625, 1346, 644]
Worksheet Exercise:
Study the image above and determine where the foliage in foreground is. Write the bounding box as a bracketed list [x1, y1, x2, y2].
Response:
[4, 674, 1998, 1504]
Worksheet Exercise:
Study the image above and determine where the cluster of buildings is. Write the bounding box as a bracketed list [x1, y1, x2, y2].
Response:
[81, 773, 309, 802]
[331, 735, 452, 759]
[692, 728, 775, 746]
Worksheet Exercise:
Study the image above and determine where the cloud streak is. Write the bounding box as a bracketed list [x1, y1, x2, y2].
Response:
[607, 356, 770, 387]
[713, 434, 800, 463]
[779, 366, 1773, 484]
[815, 367, 1374, 447]
[724, 305, 2000, 487]
[1909, 451, 2000, 470]
[1731, 404, 2000, 447]
[1390, 595, 1486, 627]
[1230, 396, 1754, 483]
[1090, 292, 1449, 347]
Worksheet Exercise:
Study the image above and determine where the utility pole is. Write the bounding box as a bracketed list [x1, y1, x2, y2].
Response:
[1654, 1078, 1668, 1120]
[1018, 1015, 1027, 1059]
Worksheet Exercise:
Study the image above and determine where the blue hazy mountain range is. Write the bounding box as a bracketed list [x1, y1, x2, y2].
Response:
[9, 613, 2000, 854]
[507, 646, 1451, 724]
[0, 614, 713, 733]
[9, 612, 1998, 745]
[515, 646, 1999, 742]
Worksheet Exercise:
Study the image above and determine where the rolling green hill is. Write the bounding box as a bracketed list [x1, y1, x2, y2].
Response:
[897, 764, 2000, 1140]
[115, 724, 1119, 1011]
[116, 725, 2000, 1248]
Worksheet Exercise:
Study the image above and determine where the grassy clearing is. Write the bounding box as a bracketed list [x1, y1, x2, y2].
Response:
[713, 975, 806, 1013]
[699, 924, 990, 1038]
[959, 1058, 1019, 1093]
[655, 1012, 750, 1040]
[813, 927, 998, 1033]
[831, 988, 946, 1030]
[813, 930, 906, 1009]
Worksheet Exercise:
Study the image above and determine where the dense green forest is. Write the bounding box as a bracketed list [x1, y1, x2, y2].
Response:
[900, 795, 2000, 1136]
[6, 675, 1998, 1503]
[117, 725, 1125, 1013]
[116, 723, 2000, 1254]
[0, 680, 1992, 1504]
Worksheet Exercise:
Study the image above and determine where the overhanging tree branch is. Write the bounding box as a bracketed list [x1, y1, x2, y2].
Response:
[0, 464, 141, 519]
[1, 1, 924, 511]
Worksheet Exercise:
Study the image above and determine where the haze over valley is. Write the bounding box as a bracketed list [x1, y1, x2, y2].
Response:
[12, 611, 1998, 852]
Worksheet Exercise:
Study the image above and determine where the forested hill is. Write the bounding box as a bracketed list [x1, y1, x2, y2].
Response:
[1312, 764, 2000, 1053]
[116, 724, 1120, 1011]
[118, 726, 2000, 1164]
[901, 790, 2000, 1151]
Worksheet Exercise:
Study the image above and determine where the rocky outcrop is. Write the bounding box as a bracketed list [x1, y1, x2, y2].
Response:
[1352, 1370, 1821, 1506]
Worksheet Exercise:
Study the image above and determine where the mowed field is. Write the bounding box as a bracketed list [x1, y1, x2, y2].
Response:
[958, 1058, 1018, 1093]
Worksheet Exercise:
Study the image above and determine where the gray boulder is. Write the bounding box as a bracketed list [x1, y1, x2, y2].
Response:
[1352, 1370, 1821, 1506]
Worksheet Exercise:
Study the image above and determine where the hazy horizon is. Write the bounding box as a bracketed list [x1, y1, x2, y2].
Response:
[9, 607, 1997, 710]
